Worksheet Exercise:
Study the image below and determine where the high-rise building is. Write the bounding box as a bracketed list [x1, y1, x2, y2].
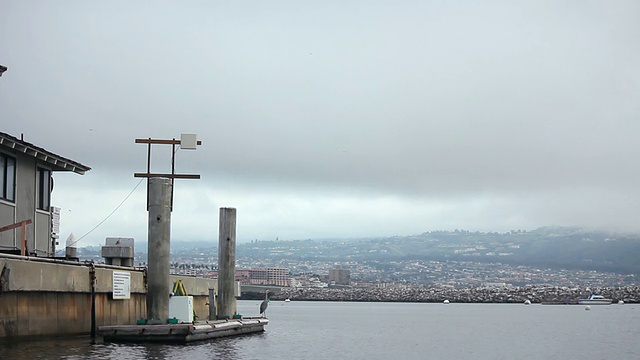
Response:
[329, 265, 350, 285]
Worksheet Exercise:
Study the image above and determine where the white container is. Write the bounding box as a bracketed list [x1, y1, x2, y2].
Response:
[169, 296, 194, 323]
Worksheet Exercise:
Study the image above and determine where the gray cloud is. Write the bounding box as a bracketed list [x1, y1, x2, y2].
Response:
[2, 1, 639, 245]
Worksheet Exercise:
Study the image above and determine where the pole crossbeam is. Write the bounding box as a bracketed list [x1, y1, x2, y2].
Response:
[134, 136, 201, 211]
[134, 173, 201, 179]
[135, 138, 202, 145]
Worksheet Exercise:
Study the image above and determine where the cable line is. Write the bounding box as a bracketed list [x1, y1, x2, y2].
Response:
[57, 178, 145, 252]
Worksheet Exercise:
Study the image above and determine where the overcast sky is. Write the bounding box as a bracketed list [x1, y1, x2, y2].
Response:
[2, 1, 639, 247]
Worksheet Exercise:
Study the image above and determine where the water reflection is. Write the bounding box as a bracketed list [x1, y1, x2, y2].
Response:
[138, 343, 170, 360]
[185, 338, 239, 359]
[89, 338, 245, 360]
[0, 330, 275, 360]
[0, 336, 94, 360]
[56, 340, 148, 360]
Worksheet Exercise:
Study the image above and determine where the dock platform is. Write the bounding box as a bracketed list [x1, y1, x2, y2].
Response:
[98, 317, 268, 343]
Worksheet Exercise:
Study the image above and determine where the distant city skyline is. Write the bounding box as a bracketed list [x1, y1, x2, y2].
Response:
[77, 226, 638, 287]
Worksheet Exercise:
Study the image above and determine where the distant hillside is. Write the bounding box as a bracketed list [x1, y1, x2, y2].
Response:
[234, 227, 640, 275]
[78, 227, 640, 275]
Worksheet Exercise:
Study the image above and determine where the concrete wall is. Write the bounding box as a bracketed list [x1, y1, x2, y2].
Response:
[0, 202, 15, 246]
[0, 255, 219, 339]
[34, 210, 51, 256]
[14, 154, 36, 252]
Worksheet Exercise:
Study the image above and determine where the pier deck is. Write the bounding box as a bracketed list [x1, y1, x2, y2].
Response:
[98, 317, 268, 343]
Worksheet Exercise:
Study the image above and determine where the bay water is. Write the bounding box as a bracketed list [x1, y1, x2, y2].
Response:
[1, 300, 638, 359]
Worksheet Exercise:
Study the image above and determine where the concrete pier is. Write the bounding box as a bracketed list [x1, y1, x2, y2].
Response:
[147, 177, 172, 322]
[217, 207, 237, 319]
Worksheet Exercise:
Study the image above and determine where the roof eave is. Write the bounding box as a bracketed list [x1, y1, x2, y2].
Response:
[0, 133, 91, 175]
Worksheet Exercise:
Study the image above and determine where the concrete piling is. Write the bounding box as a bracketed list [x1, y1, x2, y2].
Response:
[217, 207, 237, 319]
[147, 177, 172, 322]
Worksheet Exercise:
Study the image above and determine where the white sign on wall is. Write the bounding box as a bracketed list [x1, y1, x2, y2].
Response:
[50, 206, 61, 235]
[113, 271, 131, 299]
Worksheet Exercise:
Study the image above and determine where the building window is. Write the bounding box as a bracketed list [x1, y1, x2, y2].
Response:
[0, 153, 16, 202]
[37, 168, 51, 210]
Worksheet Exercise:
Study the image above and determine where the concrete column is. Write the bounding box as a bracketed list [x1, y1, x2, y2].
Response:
[217, 207, 237, 319]
[146, 177, 172, 322]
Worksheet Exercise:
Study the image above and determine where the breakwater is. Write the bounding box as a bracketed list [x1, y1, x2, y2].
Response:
[273, 285, 640, 304]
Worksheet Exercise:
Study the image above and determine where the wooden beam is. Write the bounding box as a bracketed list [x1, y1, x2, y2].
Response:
[134, 173, 200, 179]
[0, 220, 32, 256]
[0, 219, 32, 233]
[135, 138, 202, 145]
[21, 222, 27, 256]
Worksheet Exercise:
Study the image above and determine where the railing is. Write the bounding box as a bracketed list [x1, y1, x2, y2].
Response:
[0, 219, 33, 255]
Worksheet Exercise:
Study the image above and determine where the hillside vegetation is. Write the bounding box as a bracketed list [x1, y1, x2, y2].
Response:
[236, 227, 640, 275]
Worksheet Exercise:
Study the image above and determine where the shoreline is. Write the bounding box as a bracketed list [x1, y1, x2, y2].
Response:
[256, 285, 639, 304]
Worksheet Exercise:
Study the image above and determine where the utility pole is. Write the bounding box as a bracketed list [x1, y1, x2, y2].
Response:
[134, 134, 201, 322]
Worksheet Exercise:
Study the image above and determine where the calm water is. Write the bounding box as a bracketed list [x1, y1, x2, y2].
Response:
[2, 301, 638, 360]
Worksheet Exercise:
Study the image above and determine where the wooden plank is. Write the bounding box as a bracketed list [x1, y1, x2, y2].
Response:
[135, 139, 202, 145]
[99, 324, 191, 335]
[0, 219, 32, 233]
[99, 320, 266, 343]
[134, 173, 200, 179]
[21, 222, 27, 256]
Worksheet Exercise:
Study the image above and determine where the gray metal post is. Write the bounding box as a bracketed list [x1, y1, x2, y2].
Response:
[147, 177, 172, 322]
[208, 288, 217, 320]
[217, 207, 237, 319]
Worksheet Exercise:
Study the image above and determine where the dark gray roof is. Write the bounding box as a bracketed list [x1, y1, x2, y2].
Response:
[0, 132, 91, 175]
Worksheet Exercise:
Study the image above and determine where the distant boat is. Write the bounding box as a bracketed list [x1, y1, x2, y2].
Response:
[578, 294, 612, 305]
[284, 298, 291, 302]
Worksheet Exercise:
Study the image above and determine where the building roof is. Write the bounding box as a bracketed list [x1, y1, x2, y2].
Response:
[0, 132, 91, 175]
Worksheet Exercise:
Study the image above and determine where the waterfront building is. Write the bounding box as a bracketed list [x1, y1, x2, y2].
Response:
[0, 132, 90, 257]
[235, 269, 251, 282]
[329, 265, 351, 285]
[237, 267, 290, 286]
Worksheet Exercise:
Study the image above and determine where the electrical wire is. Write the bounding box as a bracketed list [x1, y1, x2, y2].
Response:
[57, 142, 183, 252]
[57, 178, 145, 251]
